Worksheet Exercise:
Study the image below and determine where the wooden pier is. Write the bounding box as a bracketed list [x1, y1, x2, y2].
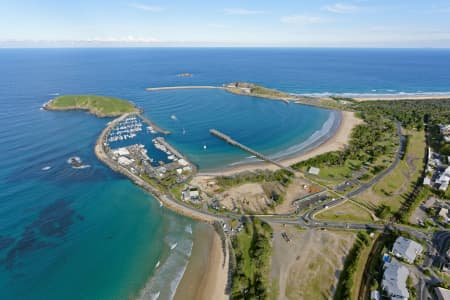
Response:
[209, 129, 295, 174]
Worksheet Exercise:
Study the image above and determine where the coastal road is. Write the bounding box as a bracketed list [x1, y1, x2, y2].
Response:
[301, 121, 405, 223]
[346, 121, 405, 198]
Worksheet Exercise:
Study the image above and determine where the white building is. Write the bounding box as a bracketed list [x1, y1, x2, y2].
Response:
[440, 124, 450, 135]
[392, 237, 423, 263]
[178, 159, 189, 167]
[114, 147, 130, 156]
[118, 156, 133, 166]
[308, 167, 320, 175]
[437, 166, 450, 191]
[435, 287, 450, 300]
[381, 261, 409, 300]
[438, 207, 449, 223]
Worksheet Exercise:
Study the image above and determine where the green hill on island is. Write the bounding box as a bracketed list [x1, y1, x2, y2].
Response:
[45, 95, 140, 117]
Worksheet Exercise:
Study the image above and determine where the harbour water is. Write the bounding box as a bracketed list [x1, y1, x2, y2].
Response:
[1, 48, 450, 299]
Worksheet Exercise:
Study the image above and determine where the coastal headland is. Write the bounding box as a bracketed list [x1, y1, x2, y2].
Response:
[147, 82, 351, 109]
[43, 94, 141, 117]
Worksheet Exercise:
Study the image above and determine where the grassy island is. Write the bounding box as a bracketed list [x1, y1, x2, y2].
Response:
[45, 95, 140, 117]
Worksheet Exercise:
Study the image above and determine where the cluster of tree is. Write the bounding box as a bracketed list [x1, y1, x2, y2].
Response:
[334, 231, 371, 300]
[216, 169, 292, 190]
[231, 218, 273, 300]
[355, 99, 450, 130]
[293, 109, 397, 171]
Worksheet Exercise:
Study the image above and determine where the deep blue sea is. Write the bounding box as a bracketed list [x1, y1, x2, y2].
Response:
[1, 48, 449, 300]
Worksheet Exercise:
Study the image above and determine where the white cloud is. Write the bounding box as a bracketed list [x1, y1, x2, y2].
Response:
[280, 15, 322, 25]
[88, 36, 161, 43]
[224, 8, 265, 15]
[129, 3, 163, 12]
[323, 3, 361, 13]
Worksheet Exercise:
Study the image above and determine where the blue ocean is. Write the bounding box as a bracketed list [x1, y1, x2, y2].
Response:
[1, 48, 449, 300]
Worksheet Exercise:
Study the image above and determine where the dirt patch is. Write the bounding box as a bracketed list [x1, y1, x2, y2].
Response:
[270, 223, 356, 300]
[191, 175, 320, 214]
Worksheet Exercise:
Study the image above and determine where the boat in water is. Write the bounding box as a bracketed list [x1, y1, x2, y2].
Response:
[67, 156, 90, 169]
[41, 166, 51, 171]
[170, 114, 177, 121]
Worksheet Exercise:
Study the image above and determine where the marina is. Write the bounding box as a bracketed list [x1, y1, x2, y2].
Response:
[106, 115, 143, 143]
[101, 113, 197, 191]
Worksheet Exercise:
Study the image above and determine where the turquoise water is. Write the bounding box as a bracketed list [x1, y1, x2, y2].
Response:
[136, 89, 334, 169]
[1, 48, 450, 299]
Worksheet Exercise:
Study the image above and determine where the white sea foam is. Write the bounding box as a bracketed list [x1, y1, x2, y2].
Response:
[185, 224, 192, 234]
[169, 266, 188, 300]
[150, 291, 160, 300]
[137, 237, 193, 300]
[296, 90, 450, 99]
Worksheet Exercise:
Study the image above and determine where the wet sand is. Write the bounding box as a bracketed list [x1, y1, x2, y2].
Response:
[174, 224, 228, 300]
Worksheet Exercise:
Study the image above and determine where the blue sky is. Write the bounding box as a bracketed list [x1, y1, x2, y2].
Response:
[1, 0, 450, 47]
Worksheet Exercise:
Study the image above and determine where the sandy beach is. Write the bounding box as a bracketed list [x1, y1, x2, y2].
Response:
[353, 94, 450, 101]
[198, 110, 362, 176]
[174, 224, 229, 300]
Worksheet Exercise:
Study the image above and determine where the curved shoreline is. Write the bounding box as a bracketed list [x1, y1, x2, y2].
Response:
[198, 110, 362, 176]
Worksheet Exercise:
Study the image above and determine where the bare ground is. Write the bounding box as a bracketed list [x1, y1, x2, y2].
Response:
[191, 175, 320, 214]
[270, 223, 356, 300]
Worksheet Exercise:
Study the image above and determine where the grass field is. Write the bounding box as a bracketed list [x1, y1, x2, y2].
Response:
[351, 233, 379, 299]
[47, 95, 139, 117]
[315, 200, 373, 223]
[355, 129, 425, 217]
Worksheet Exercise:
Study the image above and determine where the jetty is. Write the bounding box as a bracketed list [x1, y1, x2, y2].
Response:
[209, 129, 296, 174]
[138, 113, 170, 135]
[94, 113, 221, 223]
[146, 86, 223, 92]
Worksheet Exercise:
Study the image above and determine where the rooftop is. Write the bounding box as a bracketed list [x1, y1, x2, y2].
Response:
[382, 260, 409, 300]
[308, 167, 320, 175]
[392, 237, 423, 263]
